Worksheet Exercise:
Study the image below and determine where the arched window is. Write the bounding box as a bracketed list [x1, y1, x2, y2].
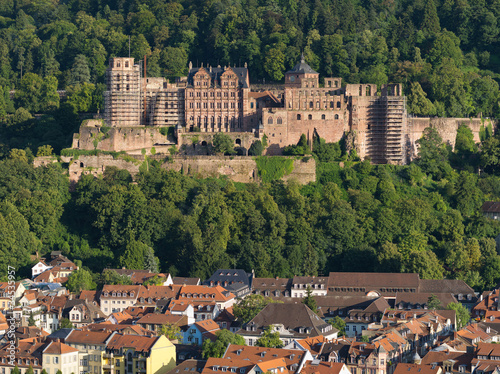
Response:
[321, 114, 325, 120]
[337, 101, 341, 108]
[335, 114, 339, 119]
[330, 101, 334, 108]
[235, 139, 242, 145]
[309, 101, 313, 108]
[277, 117, 282, 124]
[297, 114, 301, 120]
[268, 117, 273, 124]
[366, 86, 371, 96]
[125, 61, 129, 68]
[250, 102, 254, 109]
[308, 114, 312, 120]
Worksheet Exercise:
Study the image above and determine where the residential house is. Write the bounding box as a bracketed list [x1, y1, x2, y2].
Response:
[394, 293, 457, 310]
[166, 359, 206, 374]
[252, 278, 292, 298]
[418, 280, 476, 310]
[103, 334, 176, 374]
[200, 357, 256, 374]
[137, 313, 188, 336]
[178, 285, 235, 310]
[421, 350, 473, 374]
[344, 298, 389, 337]
[345, 342, 388, 374]
[481, 202, 500, 220]
[63, 298, 106, 328]
[327, 273, 420, 298]
[238, 303, 337, 346]
[392, 364, 442, 374]
[473, 290, 500, 322]
[204, 269, 253, 298]
[222, 344, 314, 373]
[100, 285, 141, 315]
[64, 330, 114, 374]
[32, 260, 52, 278]
[0, 339, 44, 374]
[471, 342, 500, 374]
[183, 319, 220, 345]
[42, 340, 80, 374]
[300, 362, 351, 374]
[316, 296, 381, 320]
[173, 278, 201, 286]
[290, 277, 328, 298]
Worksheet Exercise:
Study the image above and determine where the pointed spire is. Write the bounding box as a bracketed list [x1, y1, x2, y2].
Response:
[301, 52, 305, 63]
[188, 61, 193, 70]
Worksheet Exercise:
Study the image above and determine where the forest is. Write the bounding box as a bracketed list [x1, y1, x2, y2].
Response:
[2, 124, 500, 291]
[1, 0, 500, 157]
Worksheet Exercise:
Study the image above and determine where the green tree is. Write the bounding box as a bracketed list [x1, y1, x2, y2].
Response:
[446, 302, 470, 329]
[26, 366, 34, 374]
[14, 72, 42, 112]
[233, 294, 281, 324]
[421, 0, 441, 36]
[119, 240, 150, 270]
[28, 312, 36, 326]
[329, 316, 346, 335]
[212, 133, 234, 155]
[12, 367, 20, 374]
[59, 318, 73, 329]
[416, 127, 449, 177]
[427, 294, 442, 309]
[144, 246, 160, 273]
[66, 268, 96, 293]
[202, 329, 246, 358]
[159, 323, 182, 341]
[99, 269, 133, 286]
[264, 47, 285, 81]
[407, 82, 436, 116]
[249, 140, 264, 156]
[36, 145, 53, 157]
[39, 76, 59, 111]
[256, 325, 283, 348]
[302, 286, 318, 313]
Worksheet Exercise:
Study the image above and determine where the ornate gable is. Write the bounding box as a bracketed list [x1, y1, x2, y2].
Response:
[220, 67, 239, 87]
[193, 67, 211, 87]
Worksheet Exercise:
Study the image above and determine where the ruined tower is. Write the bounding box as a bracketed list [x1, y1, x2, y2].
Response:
[103, 57, 141, 127]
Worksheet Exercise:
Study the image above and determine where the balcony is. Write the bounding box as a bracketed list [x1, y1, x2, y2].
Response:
[103, 363, 115, 369]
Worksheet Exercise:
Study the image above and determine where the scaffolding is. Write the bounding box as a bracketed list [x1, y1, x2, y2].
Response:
[103, 61, 142, 127]
[365, 96, 406, 164]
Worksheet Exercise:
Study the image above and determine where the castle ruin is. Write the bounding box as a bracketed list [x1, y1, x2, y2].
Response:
[72, 56, 487, 164]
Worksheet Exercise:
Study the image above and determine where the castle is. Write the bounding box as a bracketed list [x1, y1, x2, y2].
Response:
[72, 56, 486, 164]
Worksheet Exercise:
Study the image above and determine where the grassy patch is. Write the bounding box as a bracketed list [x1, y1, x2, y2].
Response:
[255, 156, 294, 183]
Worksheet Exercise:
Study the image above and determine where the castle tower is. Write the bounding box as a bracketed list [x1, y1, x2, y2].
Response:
[103, 57, 142, 127]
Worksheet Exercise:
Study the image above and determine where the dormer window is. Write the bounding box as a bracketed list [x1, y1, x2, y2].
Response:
[112, 292, 116, 297]
[130, 293, 134, 297]
[117, 293, 121, 297]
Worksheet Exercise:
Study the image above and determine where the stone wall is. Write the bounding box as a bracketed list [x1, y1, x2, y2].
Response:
[407, 117, 490, 159]
[68, 154, 142, 183]
[64, 154, 315, 185]
[72, 119, 174, 152]
[163, 156, 316, 184]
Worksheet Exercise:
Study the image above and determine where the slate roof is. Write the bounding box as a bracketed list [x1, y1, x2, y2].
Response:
[482, 201, 500, 213]
[187, 67, 249, 88]
[286, 55, 318, 75]
[204, 269, 253, 295]
[244, 303, 333, 337]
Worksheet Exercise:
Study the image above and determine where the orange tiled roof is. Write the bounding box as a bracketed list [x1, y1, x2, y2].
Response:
[106, 334, 158, 352]
[43, 341, 79, 354]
